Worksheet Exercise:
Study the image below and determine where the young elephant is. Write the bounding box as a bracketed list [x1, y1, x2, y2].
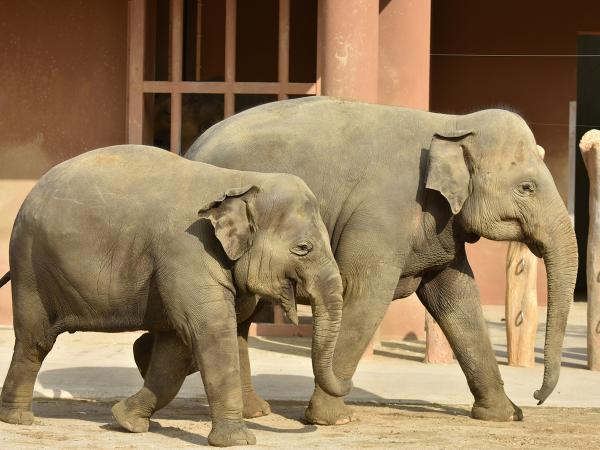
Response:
[0, 145, 350, 447]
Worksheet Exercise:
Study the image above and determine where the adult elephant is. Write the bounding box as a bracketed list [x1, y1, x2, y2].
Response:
[181, 97, 576, 424]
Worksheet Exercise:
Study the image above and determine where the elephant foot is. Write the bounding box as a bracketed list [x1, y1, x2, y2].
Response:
[208, 420, 256, 447]
[305, 391, 355, 425]
[0, 406, 34, 425]
[471, 395, 523, 422]
[112, 400, 150, 433]
[242, 390, 271, 418]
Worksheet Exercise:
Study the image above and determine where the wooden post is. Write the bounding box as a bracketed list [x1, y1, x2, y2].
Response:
[424, 312, 453, 363]
[195, 0, 203, 81]
[127, 0, 145, 144]
[580, 129, 600, 371]
[224, 0, 236, 117]
[505, 242, 539, 367]
[277, 0, 290, 101]
[169, 0, 183, 154]
[505, 145, 545, 367]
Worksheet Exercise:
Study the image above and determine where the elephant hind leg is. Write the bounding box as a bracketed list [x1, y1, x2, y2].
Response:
[135, 303, 272, 420]
[132, 332, 154, 378]
[0, 289, 56, 425]
[133, 331, 197, 379]
[113, 331, 192, 433]
[0, 340, 52, 425]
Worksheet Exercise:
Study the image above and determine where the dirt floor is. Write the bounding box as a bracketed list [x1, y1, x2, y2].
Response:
[0, 399, 599, 449]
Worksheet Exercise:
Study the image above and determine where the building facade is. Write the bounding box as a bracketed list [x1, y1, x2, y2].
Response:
[1, 1, 599, 339]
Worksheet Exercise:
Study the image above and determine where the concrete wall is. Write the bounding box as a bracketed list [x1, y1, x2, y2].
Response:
[0, 0, 128, 325]
[430, 0, 600, 304]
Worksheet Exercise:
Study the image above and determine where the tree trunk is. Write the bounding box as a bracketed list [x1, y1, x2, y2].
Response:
[505, 241, 539, 367]
[580, 129, 600, 371]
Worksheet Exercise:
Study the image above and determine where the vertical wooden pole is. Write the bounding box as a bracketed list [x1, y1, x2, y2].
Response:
[127, 0, 145, 144]
[143, 0, 159, 146]
[505, 243, 539, 367]
[505, 145, 544, 367]
[278, 0, 290, 101]
[269, 1, 290, 325]
[424, 312, 453, 363]
[195, 0, 203, 81]
[224, 0, 236, 117]
[169, 0, 183, 154]
[315, 0, 323, 95]
[580, 129, 600, 371]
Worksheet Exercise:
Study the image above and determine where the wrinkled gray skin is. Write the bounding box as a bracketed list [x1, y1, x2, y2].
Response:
[185, 97, 577, 424]
[0, 145, 350, 447]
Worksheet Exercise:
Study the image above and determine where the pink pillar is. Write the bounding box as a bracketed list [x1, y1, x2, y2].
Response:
[319, 0, 379, 102]
[378, 0, 431, 109]
[377, 1, 445, 363]
[319, 0, 379, 357]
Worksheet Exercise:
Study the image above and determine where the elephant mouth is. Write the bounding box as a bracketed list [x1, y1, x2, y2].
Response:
[525, 238, 544, 258]
[278, 279, 299, 325]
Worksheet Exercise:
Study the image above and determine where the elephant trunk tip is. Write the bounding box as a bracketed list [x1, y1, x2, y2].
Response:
[318, 374, 353, 398]
[533, 389, 549, 406]
[533, 369, 559, 405]
[336, 379, 353, 397]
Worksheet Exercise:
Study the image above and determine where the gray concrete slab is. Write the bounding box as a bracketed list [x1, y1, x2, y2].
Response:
[0, 303, 598, 408]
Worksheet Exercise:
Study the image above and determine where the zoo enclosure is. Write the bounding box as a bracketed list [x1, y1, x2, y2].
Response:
[127, 0, 319, 154]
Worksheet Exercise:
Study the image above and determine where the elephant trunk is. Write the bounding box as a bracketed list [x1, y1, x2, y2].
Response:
[308, 266, 353, 398]
[531, 202, 578, 404]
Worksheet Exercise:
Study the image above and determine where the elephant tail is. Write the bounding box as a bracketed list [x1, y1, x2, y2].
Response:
[0, 272, 10, 288]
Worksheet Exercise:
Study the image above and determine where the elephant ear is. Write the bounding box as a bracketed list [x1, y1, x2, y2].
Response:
[425, 130, 474, 215]
[198, 185, 259, 261]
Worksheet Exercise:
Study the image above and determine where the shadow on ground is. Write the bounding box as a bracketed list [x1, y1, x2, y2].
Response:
[250, 336, 430, 363]
[34, 369, 469, 418]
[249, 336, 312, 358]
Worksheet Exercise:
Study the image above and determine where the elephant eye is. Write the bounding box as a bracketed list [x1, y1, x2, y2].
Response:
[517, 181, 536, 195]
[291, 241, 313, 256]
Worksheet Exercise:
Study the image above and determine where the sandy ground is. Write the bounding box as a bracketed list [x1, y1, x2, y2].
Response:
[0, 399, 599, 449]
[1, 304, 599, 448]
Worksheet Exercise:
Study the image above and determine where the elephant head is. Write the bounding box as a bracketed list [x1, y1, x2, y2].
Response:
[426, 109, 577, 404]
[198, 175, 351, 398]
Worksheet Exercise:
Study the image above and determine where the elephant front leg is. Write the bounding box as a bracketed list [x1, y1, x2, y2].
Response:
[193, 316, 255, 446]
[305, 264, 399, 425]
[133, 302, 271, 421]
[150, 275, 255, 446]
[416, 251, 523, 422]
[237, 312, 271, 418]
